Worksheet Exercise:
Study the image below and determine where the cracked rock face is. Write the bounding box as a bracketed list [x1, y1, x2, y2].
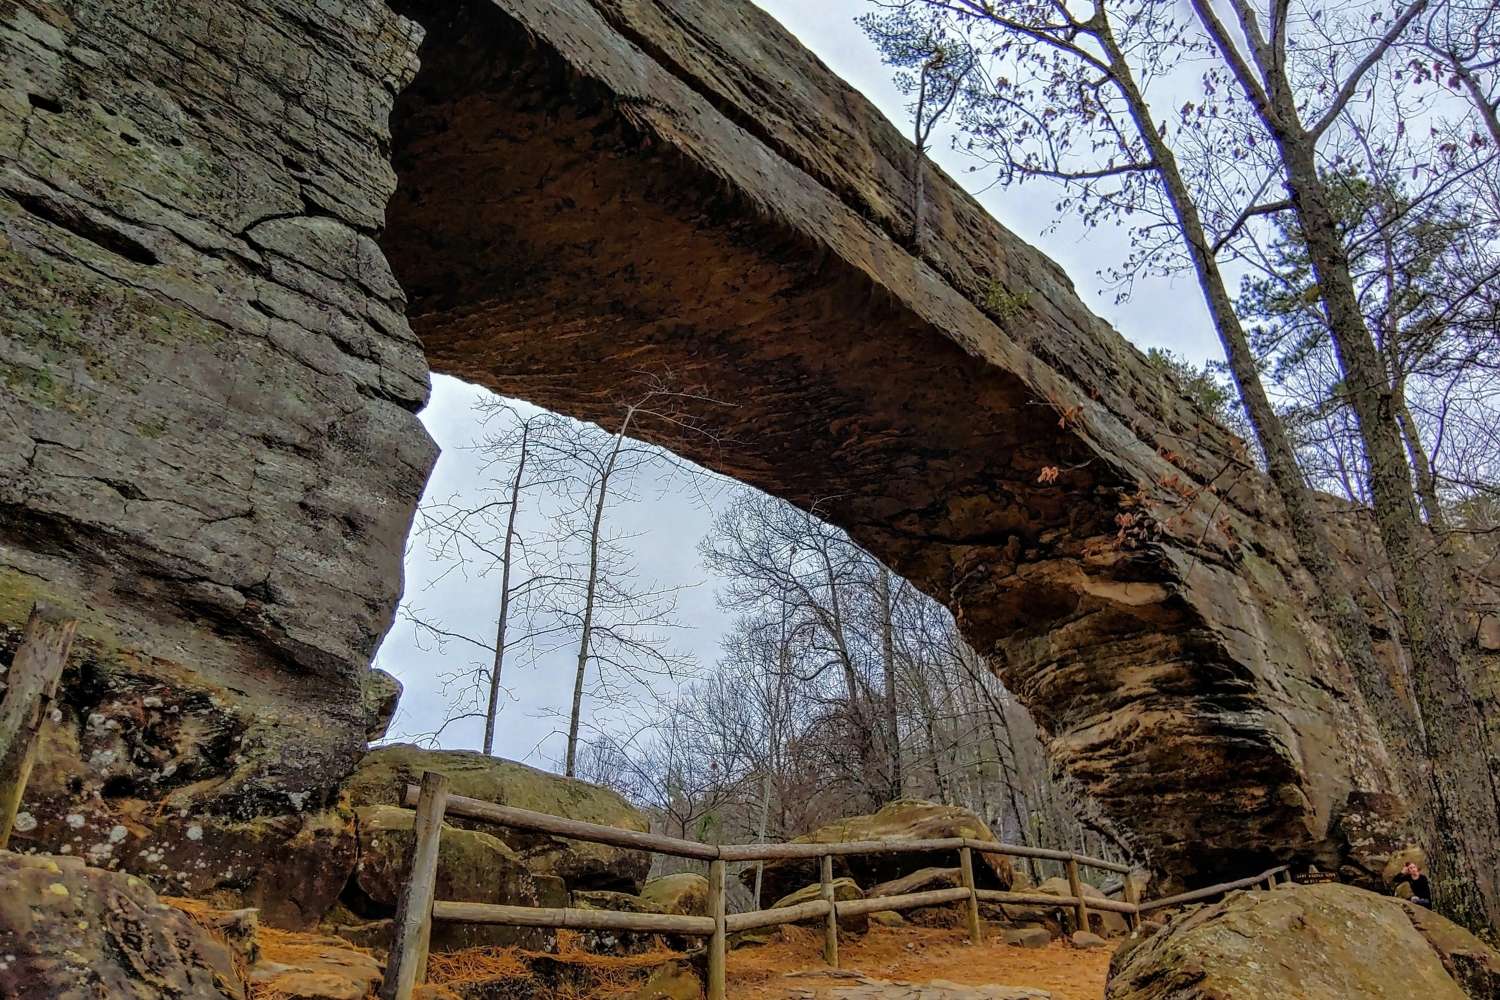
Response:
[0, 0, 434, 906]
[0, 0, 1436, 898]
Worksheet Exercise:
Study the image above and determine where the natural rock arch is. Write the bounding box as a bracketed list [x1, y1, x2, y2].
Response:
[380, 0, 1399, 883]
[0, 0, 1400, 896]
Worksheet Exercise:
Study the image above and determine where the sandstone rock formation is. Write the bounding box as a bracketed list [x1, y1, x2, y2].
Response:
[348, 803, 564, 951]
[16, 694, 358, 926]
[1032, 878, 1128, 937]
[641, 873, 711, 916]
[1107, 883, 1500, 1000]
[361, 669, 403, 742]
[868, 868, 967, 928]
[750, 801, 1013, 903]
[345, 744, 653, 892]
[0, 0, 1440, 892]
[772, 878, 869, 935]
[0, 849, 244, 998]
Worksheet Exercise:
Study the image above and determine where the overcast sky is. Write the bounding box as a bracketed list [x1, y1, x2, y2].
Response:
[372, 0, 1221, 766]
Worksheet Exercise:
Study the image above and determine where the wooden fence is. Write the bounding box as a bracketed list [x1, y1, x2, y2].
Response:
[381, 771, 1292, 1000]
[0, 605, 78, 849]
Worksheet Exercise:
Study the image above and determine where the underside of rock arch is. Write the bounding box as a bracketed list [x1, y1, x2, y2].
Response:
[0, 0, 1408, 898]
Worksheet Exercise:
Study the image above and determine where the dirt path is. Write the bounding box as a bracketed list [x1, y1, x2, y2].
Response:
[727, 925, 1111, 1000]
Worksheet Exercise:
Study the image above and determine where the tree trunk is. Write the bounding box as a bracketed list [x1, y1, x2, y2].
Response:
[1394, 387, 1447, 532]
[1099, 8, 1426, 837]
[1204, 3, 1500, 925]
[878, 569, 902, 800]
[484, 424, 530, 755]
[1276, 129, 1500, 929]
[565, 416, 632, 778]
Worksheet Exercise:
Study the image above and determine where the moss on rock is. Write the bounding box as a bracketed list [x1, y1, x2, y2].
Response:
[345, 745, 651, 893]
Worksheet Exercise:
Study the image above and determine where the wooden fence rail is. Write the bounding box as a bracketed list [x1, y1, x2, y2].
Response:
[383, 774, 1289, 1000]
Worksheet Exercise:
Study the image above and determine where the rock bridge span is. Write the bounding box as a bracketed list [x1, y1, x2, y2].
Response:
[0, 0, 1398, 892]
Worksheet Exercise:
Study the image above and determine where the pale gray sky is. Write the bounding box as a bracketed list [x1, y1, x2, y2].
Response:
[373, 0, 1220, 765]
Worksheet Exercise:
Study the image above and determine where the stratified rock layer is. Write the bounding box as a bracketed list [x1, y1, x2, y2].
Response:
[381, 0, 1405, 885]
[0, 0, 435, 900]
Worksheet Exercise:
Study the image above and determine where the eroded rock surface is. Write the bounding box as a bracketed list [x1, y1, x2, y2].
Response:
[0, 850, 245, 998]
[347, 803, 564, 951]
[381, 0, 1410, 887]
[1107, 883, 1499, 1000]
[0, 0, 434, 913]
[772, 878, 868, 935]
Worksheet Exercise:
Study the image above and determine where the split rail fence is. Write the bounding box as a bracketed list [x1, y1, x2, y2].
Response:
[381, 771, 1292, 1000]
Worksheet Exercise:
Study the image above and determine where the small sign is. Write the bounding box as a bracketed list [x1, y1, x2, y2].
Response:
[1294, 871, 1338, 885]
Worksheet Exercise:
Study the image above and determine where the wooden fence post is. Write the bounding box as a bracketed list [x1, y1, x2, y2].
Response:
[0, 604, 78, 849]
[1123, 871, 1142, 931]
[707, 858, 727, 1000]
[382, 771, 450, 1000]
[959, 846, 981, 945]
[1066, 857, 1090, 936]
[820, 854, 838, 968]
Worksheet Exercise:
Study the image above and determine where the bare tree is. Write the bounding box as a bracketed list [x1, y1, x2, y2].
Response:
[402, 402, 576, 750]
[863, 0, 1500, 929]
[1185, 0, 1500, 930]
[547, 386, 711, 778]
[859, 1, 1412, 853]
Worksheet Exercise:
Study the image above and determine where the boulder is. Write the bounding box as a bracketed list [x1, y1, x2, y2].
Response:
[345, 745, 651, 892]
[9, 671, 359, 929]
[868, 867, 965, 928]
[868, 866, 964, 898]
[348, 804, 565, 951]
[0, 850, 245, 997]
[1071, 931, 1107, 950]
[1401, 899, 1500, 998]
[772, 878, 868, 935]
[641, 873, 710, 916]
[1005, 927, 1052, 949]
[247, 933, 383, 1000]
[572, 890, 671, 955]
[748, 801, 1013, 903]
[1106, 883, 1496, 1000]
[360, 669, 402, 742]
[1033, 877, 1128, 937]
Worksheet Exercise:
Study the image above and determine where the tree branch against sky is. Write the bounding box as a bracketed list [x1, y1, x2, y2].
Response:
[861, 0, 1500, 931]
